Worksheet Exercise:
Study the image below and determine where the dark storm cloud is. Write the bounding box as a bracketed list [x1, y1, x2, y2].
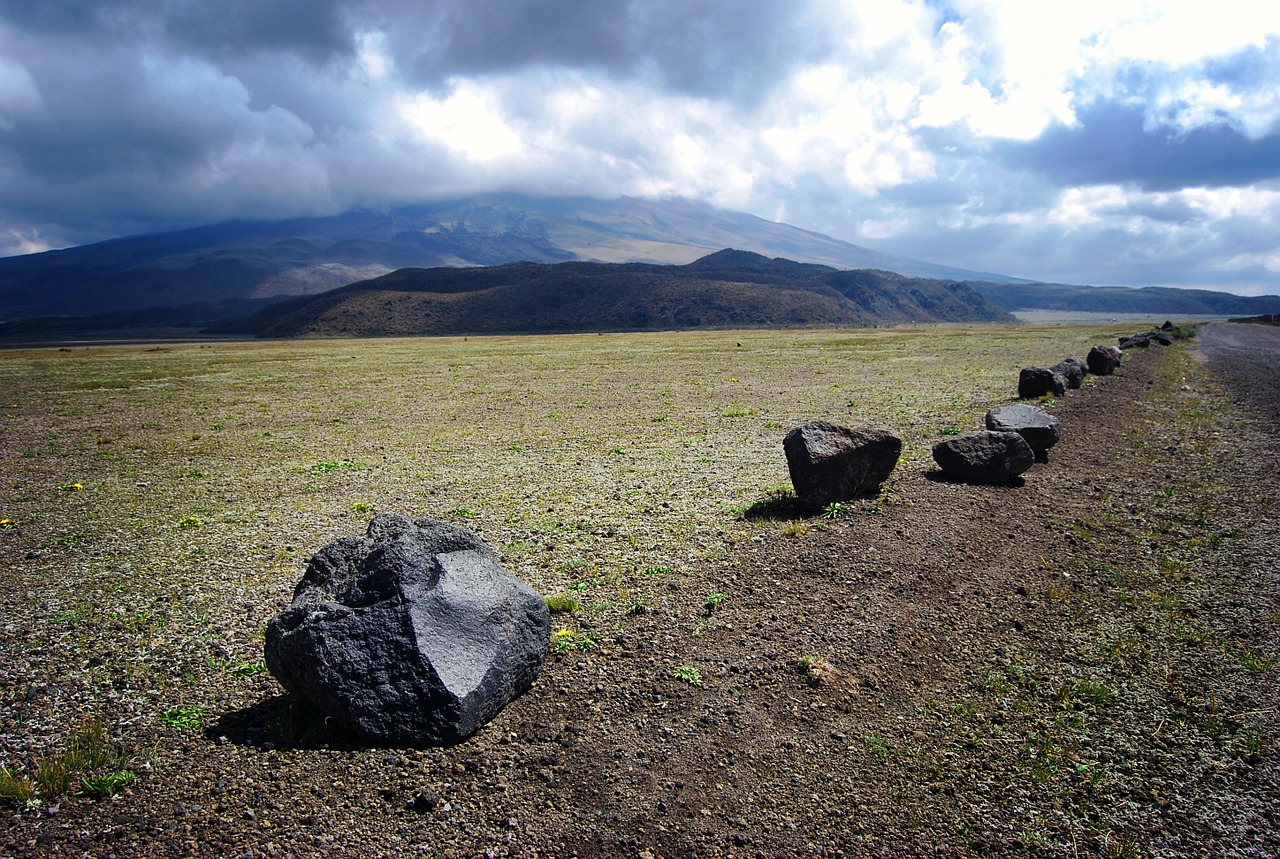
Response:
[0, 0, 356, 62]
[997, 100, 1280, 192]
[387, 0, 835, 104]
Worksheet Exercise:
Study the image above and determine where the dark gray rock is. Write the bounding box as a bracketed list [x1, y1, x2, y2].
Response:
[932, 431, 1035, 484]
[1119, 335, 1150, 349]
[1018, 366, 1066, 399]
[1148, 331, 1173, 346]
[264, 513, 551, 746]
[1050, 357, 1085, 389]
[1086, 344, 1120, 376]
[783, 421, 901, 511]
[985, 404, 1062, 453]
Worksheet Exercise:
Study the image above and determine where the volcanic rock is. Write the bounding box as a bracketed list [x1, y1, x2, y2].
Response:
[985, 404, 1062, 453]
[264, 513, 551, 746]
[1050, 357, 1086, 390]
[783, 421, 902, 511]
[1018, 366, 1067, 399]
[1086, 345, 1120, 376]
[932, 431, 1035, 484]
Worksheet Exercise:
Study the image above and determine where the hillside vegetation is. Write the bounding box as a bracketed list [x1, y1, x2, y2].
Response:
[215, 249, 1013, 338]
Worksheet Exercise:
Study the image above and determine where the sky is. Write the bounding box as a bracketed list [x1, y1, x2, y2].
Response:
[1, 1, 1279, 294]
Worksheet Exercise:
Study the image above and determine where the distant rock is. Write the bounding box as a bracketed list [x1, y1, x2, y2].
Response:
[1018, 366, 1067, 399]
[783, 421, 902, 511]
[1119, 335, 1150, 349]
[932, 431, 1035, 484]
[264, 513, 550, 746]
[1086, 345, 1120, 376]
[985, 404, 1062, 454]
[1050, 357, 1085, 390]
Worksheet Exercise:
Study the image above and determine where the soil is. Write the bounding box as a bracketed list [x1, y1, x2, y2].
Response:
[3, 323, 1279, 858]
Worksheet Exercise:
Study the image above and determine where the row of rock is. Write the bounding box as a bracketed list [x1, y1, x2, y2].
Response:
[787, 327, 1152, 497]
[264, 324, 1180, 748]
[1118, 320, 1187, 350]
[1017, 344, 1121, 399]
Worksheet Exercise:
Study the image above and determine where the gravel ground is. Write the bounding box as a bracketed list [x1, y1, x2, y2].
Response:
[2, 325, 1278, 858]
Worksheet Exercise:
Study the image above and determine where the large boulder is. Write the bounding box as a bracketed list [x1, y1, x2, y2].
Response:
[1050, 357, 1086, 390]
[1086, 345, 1120, 376]
[783, 421, 901, 511]
[932, 431, 1035, 484]
[265, 513, 551, 746]
[1018, 366, 1066, 399]
[985, 404, 1062, 453]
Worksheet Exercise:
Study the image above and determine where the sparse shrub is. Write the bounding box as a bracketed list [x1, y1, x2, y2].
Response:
[552, 629, 596, 653]
[545, 594, 581, 613]
[229, 661, 268, 677]
[821, 501, 849, 519]
[861, 733, 893, 758]
[781, 521, 809, 537]
[159, 706, 206, 732]
[24, 719, 134, 800]
[0, 766, 34, 802]
[798, 653, 831, 686]
[671, 666, 703, 686]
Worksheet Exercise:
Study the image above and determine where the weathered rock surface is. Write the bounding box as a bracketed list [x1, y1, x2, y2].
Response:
[1051, 357, 1086, 390]
[985, 404, 1063, 453]
[1086, 345, 1121, 376]
[1018, 366, 1067, 399]
[783, 421, 902, 511]
[932, 430, 1035, 484]
[265, 513, 551, 746]
[1120, 335, 1150, 349]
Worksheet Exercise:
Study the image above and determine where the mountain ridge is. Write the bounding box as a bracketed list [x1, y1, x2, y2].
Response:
[0, 195, 1023, 323]
[210, 249, 1015, 338]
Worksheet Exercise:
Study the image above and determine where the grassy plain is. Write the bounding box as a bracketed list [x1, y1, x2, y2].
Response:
[4, 323, 1280, 856]
[0, 326, 1116, 623]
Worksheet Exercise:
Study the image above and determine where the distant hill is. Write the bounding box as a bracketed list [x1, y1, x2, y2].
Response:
[973, 281, 1280, 316]
[0, 195, 1023, 324]
[210, 249, 1014, 338]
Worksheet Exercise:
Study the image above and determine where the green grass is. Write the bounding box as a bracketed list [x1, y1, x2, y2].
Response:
[670, 666, 703, 686]
[159, 706, 206, 732]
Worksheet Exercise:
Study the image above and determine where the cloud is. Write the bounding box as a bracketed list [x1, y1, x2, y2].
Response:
[0, 0, 1278, 294]
[996, 101, 1280, 191]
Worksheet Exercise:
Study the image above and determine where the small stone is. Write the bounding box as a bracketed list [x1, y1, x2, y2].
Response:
[410, 791, 438, 813]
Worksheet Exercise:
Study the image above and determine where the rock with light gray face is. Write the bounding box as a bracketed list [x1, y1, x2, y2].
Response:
[985, 403, 1062, 453]
[264, 513, 550, 747]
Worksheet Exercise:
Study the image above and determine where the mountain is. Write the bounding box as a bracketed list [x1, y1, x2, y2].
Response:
[211, 249, 1014, 338]
[0, 195, 1022, 324]
[973, 281, 1280, 316]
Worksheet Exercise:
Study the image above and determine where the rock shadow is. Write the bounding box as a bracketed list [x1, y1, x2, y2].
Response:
[923, 468, 1027, 488]
[207, 693, 362, 751]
